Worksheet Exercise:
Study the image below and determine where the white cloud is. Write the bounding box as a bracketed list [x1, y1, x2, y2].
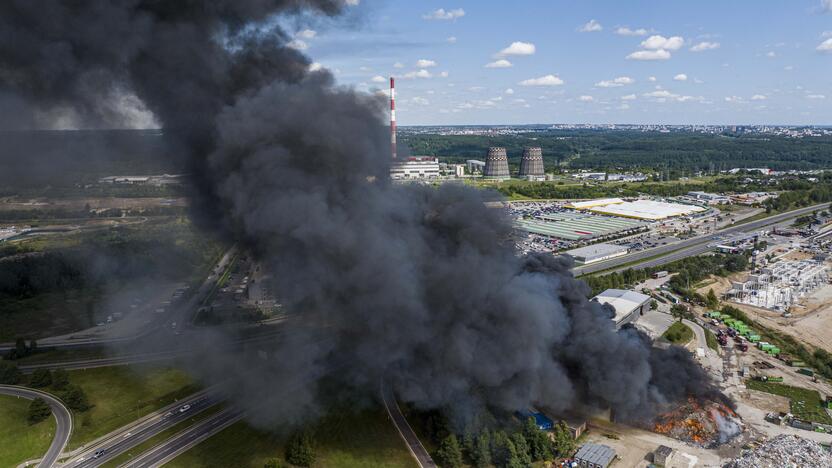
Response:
[626, 49, 672, 61]
[822, 0, 832, 13]
[287, 39, 308, 50]
[648, 76, 657, 82]
[402, 69, 433, 79]
[505, 88, 515, 95]
[423, 8, 465, 20]
[416, 59, 438, 68]
[621, 94, 637, 101]
[766, 51, 777, 58]
[690, 41, 720, 52]
[371, 75, 386, 83]
[615, 27, 648, 36]
[673, 73, 688, 81]
[344, 0, 360, 5]
[619, 103, 631, 110]
[485, 59, 513, 68]
[496, 41, 536, 57]
[411, 97, 430, 106]
[439, 71, 449, 78]
[447, 36, 457, 43]
[751, 94, 767, 100]
[807, 94, 826, 99]
[595, 76, 635, 88]
[784, 65, 794, 71]
[641, 35, 684, 50]
[578, 95, 595, 102]
[519, 74, 565, 86]
[643, 90, 700, 102]
[579, 19, 603, 33]
[823, 31, 832, 38]
[817, 38, 832, 52]
[468, 86, 485, 92]
[308, 62, 323, 72]
[724, 96, 745, 103]
[297, 29, 317, 39]
[393, 62, 404, 69]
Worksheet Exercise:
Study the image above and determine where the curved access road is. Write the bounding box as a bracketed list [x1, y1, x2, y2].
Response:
[0, 385, 72, 468]
[380, 379, 437, 468]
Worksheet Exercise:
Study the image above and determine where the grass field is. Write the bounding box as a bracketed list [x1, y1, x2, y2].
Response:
[704, 327, 719, 351]
[662, 321, 694, 345]
[0, 394, 57, 467]
[68, 365, 198, 448]
[746, 379, 832, 425]
[165, 406, 417, 468]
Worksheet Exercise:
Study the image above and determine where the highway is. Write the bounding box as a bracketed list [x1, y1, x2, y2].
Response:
[0, 246, 238, 353]
[117, 408, 243, 468]
[381, 379, 437, 468]
[0, 385, 72, 468]
[573, 202, 827, 276]
[61, 391, 222, 468]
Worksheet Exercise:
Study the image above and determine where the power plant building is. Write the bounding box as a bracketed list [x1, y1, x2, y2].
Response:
[592, 289, 650, 329]
[519, 147, 545, 180]
[390, 157, 440, 180]
[483, 147, 510, 180]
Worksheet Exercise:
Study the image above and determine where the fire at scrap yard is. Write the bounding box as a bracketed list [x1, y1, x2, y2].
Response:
[2, 1, 832, 468]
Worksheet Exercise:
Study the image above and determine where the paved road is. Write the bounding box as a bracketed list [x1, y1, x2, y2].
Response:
[0, 385, 72, 468]
[118, 408, 243, 468]
[61, 391, 221, 468]
[573, 202, 827, 276]
[380, 379, 437, 468]
[0, 247, 238, 353]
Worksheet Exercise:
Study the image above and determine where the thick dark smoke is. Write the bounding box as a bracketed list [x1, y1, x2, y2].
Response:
[0, 0, 726, 428]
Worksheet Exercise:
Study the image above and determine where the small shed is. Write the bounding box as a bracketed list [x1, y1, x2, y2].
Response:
[654, 445, 674, 466]
[574, 443, 616, 468]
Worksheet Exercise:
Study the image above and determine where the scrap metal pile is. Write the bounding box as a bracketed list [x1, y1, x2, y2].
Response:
[652, 399, 743, 447]
[724, 434, 832, 467]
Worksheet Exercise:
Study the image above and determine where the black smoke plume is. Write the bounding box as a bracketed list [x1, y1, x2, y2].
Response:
[0, 0, 726, 428]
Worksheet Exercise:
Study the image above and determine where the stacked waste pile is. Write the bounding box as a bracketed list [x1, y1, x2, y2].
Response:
[724, 434, 832, 467]
[652, 399, 742, 447]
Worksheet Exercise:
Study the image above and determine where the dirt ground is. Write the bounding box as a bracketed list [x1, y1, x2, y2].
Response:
[695, 270, 832, 353]
[0, 196, 187, 211]
[583, 419, 727, 468]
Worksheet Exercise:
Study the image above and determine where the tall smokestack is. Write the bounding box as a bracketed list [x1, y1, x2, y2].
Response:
[390, 76, 396, 160]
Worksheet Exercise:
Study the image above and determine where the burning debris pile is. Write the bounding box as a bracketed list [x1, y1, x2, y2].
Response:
[653, 399, 743, 447]
[724, 434, 832, 467]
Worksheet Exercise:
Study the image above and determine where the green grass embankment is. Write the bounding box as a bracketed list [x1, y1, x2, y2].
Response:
[745, 379, 832, 425]
[0, 394, 57, 467]
[662, 321, 694, 345]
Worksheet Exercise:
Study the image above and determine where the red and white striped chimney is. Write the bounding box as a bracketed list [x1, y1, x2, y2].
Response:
[390, 76, 397, 160]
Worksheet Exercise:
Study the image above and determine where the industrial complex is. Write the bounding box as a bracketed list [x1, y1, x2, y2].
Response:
[727, 259, 829, 311]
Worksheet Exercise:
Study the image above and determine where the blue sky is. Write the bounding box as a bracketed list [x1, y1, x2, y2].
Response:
[290, 0, 832, 125]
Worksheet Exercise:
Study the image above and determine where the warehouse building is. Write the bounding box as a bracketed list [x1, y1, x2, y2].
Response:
[565, 243, 628, 264]
[589, 199, 706, 220]
[592, 289, 651, 329]
[688, 191, 730, 205]
[574, 443, 616, 468]
[514, 212, 646, 242]
[565, 198, 625, 210]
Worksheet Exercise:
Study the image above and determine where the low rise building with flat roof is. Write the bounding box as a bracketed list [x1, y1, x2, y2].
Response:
[565, 198, 625, 210]
[592, 289, 651, 329]
[565, 243, 628, 264]
[574, 443, 616, 468]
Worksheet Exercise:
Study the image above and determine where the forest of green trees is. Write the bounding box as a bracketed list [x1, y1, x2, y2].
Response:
[403, 129, 832, 172]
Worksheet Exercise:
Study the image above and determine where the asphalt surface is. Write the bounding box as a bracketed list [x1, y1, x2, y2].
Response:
[381, 379, 437, 468]
[573, 202, 827, 276]
[0, 247, 238, 353]
[62, 391, 221, 468]
[0, 385, 72, 468]
[118, 408, 243, 468]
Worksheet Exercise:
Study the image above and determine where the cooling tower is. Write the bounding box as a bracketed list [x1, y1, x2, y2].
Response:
[483, 147, 510, 179]
[519, 147, 544, 179]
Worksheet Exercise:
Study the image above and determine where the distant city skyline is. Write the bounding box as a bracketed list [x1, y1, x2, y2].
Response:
[301, 0, 832, 126]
